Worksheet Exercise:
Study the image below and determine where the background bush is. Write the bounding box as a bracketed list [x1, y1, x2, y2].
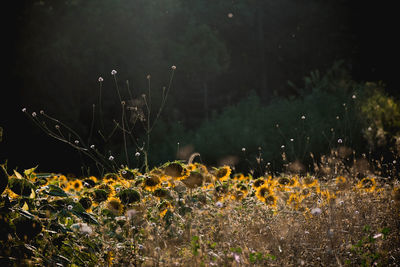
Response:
[149, 62, 399, 175]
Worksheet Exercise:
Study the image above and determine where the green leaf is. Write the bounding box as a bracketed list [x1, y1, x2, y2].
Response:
[75, 211, 99, 225]
[265, 253, 276, 260]
[45, 184, 68, 197]
[24, 166, 38, 179]
[8, 178, 36, 197]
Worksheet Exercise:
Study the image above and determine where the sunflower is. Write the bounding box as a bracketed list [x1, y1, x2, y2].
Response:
[103, 173, 119, 181]
[288, 176, 300, 187]
[392, 187, 400, 202]
[153, 188, 170, 199]
[302, 176, 319, 188]
[143, 175, 161, 192]
[233, 173, 245, 181]
[252, 178, 265, 189]
[194, 163, 208, 174]
[256, 185, 272, 202]
[58, 175, 68, 186]
[231, 190, 246, 201]
[264, 194, 277, 208]
[278, 177, 290, 186]
[299, 187, 312, 200]
[236, 183, 248, 194]
[103, 178, 117, 187]
[71, 179, 83, 192]
[163, 162, 187, 180]
[321, 190, 336, 204]
[335, 176, 347, 190]
[105, 197, 124, 216]
[158, 201, 173, 218]
[214, 166, 231, 182]
[181, 171, 204, 189]
[79, 197, 93, 211]
[287, 193, 300, 210]
[356, 177, 376, 193]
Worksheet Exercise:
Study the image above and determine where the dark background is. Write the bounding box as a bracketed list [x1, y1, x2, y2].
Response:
[1, 0, 397, 176]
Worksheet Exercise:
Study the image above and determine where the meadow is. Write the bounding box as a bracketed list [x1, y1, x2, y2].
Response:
[0, 158, 399, 266]
[1, 65, 400, 266]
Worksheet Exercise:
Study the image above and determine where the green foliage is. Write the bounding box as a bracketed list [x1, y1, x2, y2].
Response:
[191, 235, 201, 256]
[149, 62, 400, 174]
[152, 63, 370, 173]
[357, 82, 400, 148]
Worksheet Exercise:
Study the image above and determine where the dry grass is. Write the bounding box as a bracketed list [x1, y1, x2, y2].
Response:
[1, 161, 399, 266]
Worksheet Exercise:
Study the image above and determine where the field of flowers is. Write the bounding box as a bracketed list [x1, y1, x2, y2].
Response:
[0, 160, 399, 266]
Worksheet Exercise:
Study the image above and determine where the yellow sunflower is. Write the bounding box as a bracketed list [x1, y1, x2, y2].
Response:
[252, 178, 266, 189]
[302, 176, 319, 188]
[71, 179, 83, 192]
[321, 190, 336, 205]
[288, 176, 300, 187]
[356, 177, 376, 193]
[103, 178, 117, 187]
[287, 193, 300, 210]
[264, 194, 277, 208]
[105, 197, 124, 216]
[233, 173, 245, 181]
[214, 166, 231, 182]
[143, 175, 161, 192]
[230, 190, 246, 201]
[158, 201, 173, 218]
[256, 185, 273, 202]
[163, 162, 187, 180]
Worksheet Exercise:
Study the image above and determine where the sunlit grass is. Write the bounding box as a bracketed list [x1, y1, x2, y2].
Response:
[0, 161, 399, 266]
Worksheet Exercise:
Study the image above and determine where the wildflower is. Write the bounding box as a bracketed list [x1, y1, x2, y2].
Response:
[22, 107, 26, 112]
[373, 233, 382, 239]
[135, 152, 140, 157]
[90, 144, 95, 149]
[227, 13, 234, 18]
[111, 70, 117, 75]
[98, 77, 104, 82]
[310, 207, 322, 215]
[338, 138, 343, 144]
[241, 147, 246, 152]
[67, 205, 73, 210]
[216, 201, 223, 208]
[301, 115, 306, 120]
[108, 156, 114, 161]
[32, 112, 37, 117]
[171, 65, 176, 70]
[74, 140, 79, 145]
